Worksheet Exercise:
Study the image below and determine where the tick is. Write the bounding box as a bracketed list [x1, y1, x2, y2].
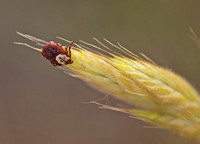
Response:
[41, 41, 74, 66]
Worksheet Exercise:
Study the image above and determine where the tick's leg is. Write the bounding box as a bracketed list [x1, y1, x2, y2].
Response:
[66, 41, 74, 59]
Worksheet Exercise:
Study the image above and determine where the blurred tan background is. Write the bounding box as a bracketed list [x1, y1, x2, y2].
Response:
[1, 0, 200, 144]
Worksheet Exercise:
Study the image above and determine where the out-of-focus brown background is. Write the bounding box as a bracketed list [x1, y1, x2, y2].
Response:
[1, 0, 200, 144]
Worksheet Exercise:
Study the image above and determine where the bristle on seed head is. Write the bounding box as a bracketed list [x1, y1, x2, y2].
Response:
[14, 42, 42, 52]
[16, 31, 47, 46]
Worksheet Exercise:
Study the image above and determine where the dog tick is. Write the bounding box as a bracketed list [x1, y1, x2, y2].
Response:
[41, 41, 74, 66]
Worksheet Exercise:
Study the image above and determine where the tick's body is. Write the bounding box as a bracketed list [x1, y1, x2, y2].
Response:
[41, 41, 74, 66]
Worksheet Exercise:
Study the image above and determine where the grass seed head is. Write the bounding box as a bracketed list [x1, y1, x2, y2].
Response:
[16, 32, 200, 139]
